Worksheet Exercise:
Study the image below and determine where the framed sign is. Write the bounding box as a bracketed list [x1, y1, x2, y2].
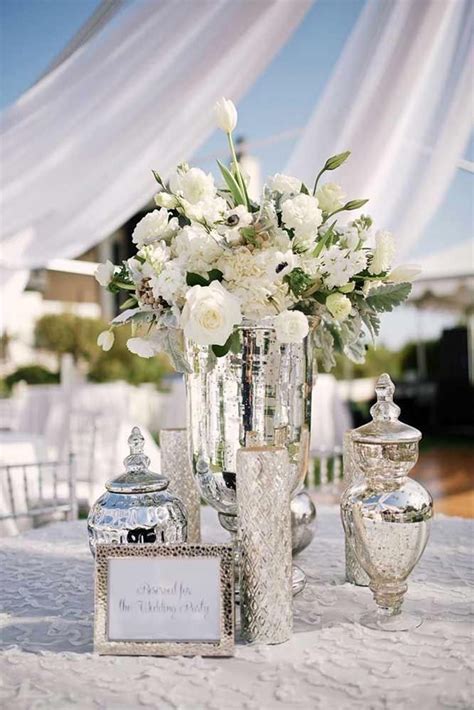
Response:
[94, 544, 234, 657]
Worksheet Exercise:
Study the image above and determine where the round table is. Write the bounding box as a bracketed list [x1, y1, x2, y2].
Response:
[0, 506, 472, 709]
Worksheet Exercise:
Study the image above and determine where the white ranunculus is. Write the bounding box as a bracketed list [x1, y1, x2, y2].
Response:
[169, 167, 216, 205]
[267, 173, 302, 195]
[154, 192, 178, 209]
[388, 264, 421, 282]
[369, 230, 396, 275]
[326, 292, 352, 322]
[315, 183, 346, 214]
[173, 224, 223, 273]
[127, 335, 162, 359]
[214, 97, 238, 133]
[97, 330, 114, 351]
[180, 195, 226, 223]
[94, 260, 115, 287]
[274, 310, 309, 343]
[132, 209, 178, 247]
[181, 281, 242, 346]
[281, 194, 322, 248]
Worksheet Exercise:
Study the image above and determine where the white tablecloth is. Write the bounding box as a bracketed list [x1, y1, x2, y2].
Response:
[0, 506, 472, 709]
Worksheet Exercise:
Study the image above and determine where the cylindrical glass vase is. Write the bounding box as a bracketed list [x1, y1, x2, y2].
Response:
[237, 446, 292, 644]
[159, 428, 201, 543]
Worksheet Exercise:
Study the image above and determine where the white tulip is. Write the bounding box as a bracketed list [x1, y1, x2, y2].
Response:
[181, 281, 242, 346]
[97, 330, 115, 351]
[214, 97, 238, 133]
[274, 310, 309, 343]
[388, 264, 421, 282]
[94, 260, 115, 287]
[326, 292, 352, 322]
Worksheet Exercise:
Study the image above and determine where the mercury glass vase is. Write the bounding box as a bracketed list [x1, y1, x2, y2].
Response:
[185, 318, 314, 526]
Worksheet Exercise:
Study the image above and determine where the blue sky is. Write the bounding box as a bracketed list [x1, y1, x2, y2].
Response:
[1, 0, 472, 346]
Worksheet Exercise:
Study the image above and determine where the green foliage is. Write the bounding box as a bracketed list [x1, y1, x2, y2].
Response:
[217, 160, 245, 206]
[331, 345, 404, 380]
[284, 268, 314, 298]
[186, 269, 223, 288]
[324, 151, 351, 171]
[35, 314, 105, 363]
[344, 199, 369, 211]
[366, 282, 412, 312]
[4, 365, 59, 391]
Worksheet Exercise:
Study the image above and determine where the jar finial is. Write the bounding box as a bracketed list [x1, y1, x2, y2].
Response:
[128, 426, 145, 454]
[370, 373, 401, 423]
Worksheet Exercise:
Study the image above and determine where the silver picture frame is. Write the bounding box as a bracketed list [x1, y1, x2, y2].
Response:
[94, 543, 235, 657]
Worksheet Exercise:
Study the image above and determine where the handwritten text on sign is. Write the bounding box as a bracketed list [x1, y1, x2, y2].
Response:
[107, 557, 221, 642]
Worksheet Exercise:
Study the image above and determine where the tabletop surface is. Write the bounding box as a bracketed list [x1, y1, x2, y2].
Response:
[0, 506, 472, 710]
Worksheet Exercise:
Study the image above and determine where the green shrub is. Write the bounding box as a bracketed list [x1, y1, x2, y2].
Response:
[4, 365, 59, 391]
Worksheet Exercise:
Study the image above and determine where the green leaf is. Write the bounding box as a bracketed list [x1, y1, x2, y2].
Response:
[284, 268, 313, 298]
[324, 151, 351, 171]
[207, 269, 223, 283]
[152, 170, 164, 186]
[344, 199, 369, 211]
[217, 160, 245, 206]
[366, 282, 412, 312]
[313, 220, 337, 257]
[186, 272, 209, 287]
[313, 325, 336, 372]
[162, 329, 192, 373]
[300, 183, 310, 195]
[211, 331, 238, 358]
[120, 296, 138, 310]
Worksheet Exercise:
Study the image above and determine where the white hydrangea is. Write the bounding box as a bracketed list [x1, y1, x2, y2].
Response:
[315, 183, 346, 214]
[369, 231, 396, 275]
[217, 247, 266, 283]
[169, 167, 216, 205]
[151, 261, 188, 306]
[320, 245, 367, 289]
[281, 193, 322, 250]
[266, 173, 302, 195]
[174, 225, 223, 274]
[132, 209, 179, 248]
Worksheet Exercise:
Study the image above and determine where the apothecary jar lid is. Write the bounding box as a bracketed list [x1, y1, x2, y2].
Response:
[352, 373, 421, 445]
[106, 426, 168, 494]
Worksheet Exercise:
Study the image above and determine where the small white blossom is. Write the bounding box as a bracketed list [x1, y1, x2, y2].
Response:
[132, 209, 178, 248]
[151, 261, 188, 305]
[339, 225, 360, 251]
[94, 260, 115, 287]
[281, 193, 322, 249]
[369, 230, 396, 275]
[169, 167, 216, 205]
[266, 173, 302, 195]
[181, 281, 242, 346]
[214, 97, 238, 133]
[326, 292, 352, 322]
[316, 183, 346, 214]
[388, 264, 421, 282]
[154, 192, 178, 209]
[127, 335, 162, 358]
[274, 310, 309, 343]
[97, 329, 114, 351]
[320, 245, 367, 289]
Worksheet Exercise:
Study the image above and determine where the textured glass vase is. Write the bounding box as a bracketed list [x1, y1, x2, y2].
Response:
[185, 318, 315, 536]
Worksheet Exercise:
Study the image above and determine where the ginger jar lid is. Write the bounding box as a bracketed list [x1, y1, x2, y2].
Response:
[106, 426, 169, 494]
[352, 373, 421, 445]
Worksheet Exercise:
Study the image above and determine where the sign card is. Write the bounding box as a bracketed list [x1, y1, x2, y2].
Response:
[94, 544, 234, 657]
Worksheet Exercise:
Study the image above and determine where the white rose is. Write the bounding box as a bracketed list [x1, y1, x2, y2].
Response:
[388, 264, 421, 282]
[97, 330, 114, 351]
[281, 194, 322, 249]
[369, 230, 396, 275]
[94, 260, 115, 287]
[315, 183, 346, 214]
[326, 292, 352, 322]
[132, 209, 178, 247]
[154, 192, 178, 209]
[214, 97, 238, 133]
[181, 281, 242, 346]
[274, 310, 309, 343]
[267, 173, 302, 195]
[127, 335, 162, 359]
[169, 167, 216, 205]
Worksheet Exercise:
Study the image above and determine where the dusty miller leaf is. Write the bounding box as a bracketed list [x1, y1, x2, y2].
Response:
[366, 282, 412, 312]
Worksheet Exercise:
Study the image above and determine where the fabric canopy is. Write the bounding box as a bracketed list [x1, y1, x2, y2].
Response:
[0, 0, 311, 270]
[286, 0, 473, 258]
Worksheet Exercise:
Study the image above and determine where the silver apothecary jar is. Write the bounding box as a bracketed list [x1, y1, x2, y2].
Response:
[88, 427, 187, 556]
[341, 374, 433, 631]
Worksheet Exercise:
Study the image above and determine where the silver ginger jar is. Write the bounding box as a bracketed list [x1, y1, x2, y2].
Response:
[341, 374, 433, 630]
[88, 427, 187, 556]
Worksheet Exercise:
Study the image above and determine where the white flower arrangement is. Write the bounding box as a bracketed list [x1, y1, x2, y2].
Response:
[96, 98, 417, 371]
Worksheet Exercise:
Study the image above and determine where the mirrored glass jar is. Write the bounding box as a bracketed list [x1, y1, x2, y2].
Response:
[341, 374, 433, 631]
[88, 427, 187, 556]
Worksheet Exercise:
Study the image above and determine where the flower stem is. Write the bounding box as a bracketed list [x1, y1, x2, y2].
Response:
[312, 168, 325, 195]
[227, 132, 248, 208]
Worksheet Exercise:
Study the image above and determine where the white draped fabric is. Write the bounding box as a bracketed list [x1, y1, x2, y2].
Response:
[0, 0, 311, 270]
[287, 0, 473, 258]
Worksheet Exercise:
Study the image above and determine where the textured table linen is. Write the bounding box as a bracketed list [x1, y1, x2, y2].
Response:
[0, 506, 472, 710]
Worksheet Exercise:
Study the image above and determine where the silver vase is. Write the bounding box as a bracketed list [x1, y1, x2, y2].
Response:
[185, 318, 316, 589]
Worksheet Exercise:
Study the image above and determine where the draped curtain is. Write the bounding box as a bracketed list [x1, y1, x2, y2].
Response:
[0, 0, 312, 270]
[286, 0, 473, 258]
